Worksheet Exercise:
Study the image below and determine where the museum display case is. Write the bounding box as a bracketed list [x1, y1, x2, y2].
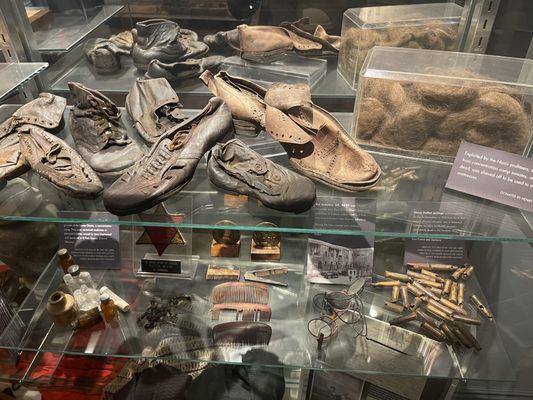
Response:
[338, 3, 465, 88]
[351, 46, 533, 161]
[0, 1, 531, 399]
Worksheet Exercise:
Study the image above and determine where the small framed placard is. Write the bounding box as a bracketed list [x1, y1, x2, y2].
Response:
[446, 141, 533, 212]
[137, 254, 199, 280]
[141, 258, 181, 274]
[58, 211, 120, 269]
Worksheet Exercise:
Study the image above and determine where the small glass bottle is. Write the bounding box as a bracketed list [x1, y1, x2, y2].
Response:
[73, 284, 100, 312]
[57, 248, 75, 274]
[67, 265, 96, 289]
[100, 293, 118, 327]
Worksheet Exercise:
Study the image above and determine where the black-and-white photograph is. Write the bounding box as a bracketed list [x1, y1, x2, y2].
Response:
[306, 234, 373, 285]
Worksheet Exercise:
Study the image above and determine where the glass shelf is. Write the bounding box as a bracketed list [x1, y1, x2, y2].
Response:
[0, 104, 531, 242]
[0, 63, 48, 101]
[49, 56, 355, 103]
[0, 244, 514, 381]
[32, 5, 124, 53]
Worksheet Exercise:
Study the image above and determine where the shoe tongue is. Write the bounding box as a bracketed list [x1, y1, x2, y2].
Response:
[264, 83, 311, 111]
[71, 83, 117, 113]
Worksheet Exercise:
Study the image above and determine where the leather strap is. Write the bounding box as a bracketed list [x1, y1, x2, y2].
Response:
[264, 105, 312, 144]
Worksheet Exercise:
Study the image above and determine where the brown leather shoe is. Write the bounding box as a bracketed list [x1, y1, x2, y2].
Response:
[204, 19, 339, 62]
[18, 125, 103, 199]
[0, 93, 66, 180]
[264, 83, 381, 192]
[199, 70, 266, 136]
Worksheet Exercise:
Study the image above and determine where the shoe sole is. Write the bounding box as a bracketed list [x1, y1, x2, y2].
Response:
[105, 176, 194, 216]
[233, 119, 261, 137]
[290, 161, 382, 193]
[208, 173, 314, 214]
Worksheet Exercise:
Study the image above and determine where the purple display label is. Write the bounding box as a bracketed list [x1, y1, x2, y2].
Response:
[446, 141, 533, 212]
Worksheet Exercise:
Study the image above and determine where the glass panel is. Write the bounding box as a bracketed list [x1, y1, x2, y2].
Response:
[0, 235, 516, 381]
[30, 5, 124, 52]
[0, 63, 48, 101]
[0, 104, 531, 242]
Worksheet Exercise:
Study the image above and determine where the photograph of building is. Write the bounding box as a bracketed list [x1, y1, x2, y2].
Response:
[307, 236, 373, 284]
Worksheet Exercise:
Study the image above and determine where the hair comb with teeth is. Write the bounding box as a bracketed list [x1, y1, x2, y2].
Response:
[211, 282, 269, 305]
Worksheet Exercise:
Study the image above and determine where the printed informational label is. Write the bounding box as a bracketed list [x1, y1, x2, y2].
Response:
[307, 197, 375, 285]
[404, 203, 466, 265]
[141, 258, 182, 274]
[58, 211, 120, 269]
[446, 141, 533, 212]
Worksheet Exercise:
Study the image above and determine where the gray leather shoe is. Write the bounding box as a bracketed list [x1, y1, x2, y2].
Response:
[208, 139, 316, 213]
[104, 97, 234, 215]
[132, 19, 209, 71]
[126, 78, 187, 144]
[68, 82, 143, 178]
[145, 55, 225, 82]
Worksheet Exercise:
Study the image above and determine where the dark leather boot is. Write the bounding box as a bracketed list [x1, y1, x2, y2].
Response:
[104, 97, 234, 215]
[68, 82, 143, 179]
[126, 77, 187, 144]
[264, 83, 381, 192]
[208, 139, 316, 213]
[132, 19, 208, 71]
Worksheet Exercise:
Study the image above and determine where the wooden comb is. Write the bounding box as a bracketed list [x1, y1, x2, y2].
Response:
[211, 282, 269, 305]
[211, 303, 272, 321]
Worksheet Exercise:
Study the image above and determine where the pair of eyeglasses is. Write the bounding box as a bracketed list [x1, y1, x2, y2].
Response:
[308, 278, 367, 340]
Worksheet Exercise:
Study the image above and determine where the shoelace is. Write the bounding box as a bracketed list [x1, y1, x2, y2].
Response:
[92, 107, 129, 144]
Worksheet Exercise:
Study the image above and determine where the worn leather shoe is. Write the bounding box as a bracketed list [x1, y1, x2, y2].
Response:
[0, 93, 66, 181]
[264, 83, 381, 192]
[146, 55, 224, 82]
[132, 19, 209, 71]
[208, 139, 316, 213]
[104, 97, 234, 215]
[203, 19, 339, 63]
[126, 77, 187, 144]
[68, 82, 143, 179]
[18, 125, 103, 199]
[84, 30, 133, 74]
[200, 70, 266, 136]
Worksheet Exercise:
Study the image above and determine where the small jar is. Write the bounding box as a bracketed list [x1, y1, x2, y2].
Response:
[46, 291, 79, 326]
[99, 293, 118, 327]
[57, 248, 75, 274]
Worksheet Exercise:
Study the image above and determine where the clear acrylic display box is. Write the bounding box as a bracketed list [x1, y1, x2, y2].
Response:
[351, 46, 533, 161]
[338, 3, 464, 89]
[222, 54, 327, 87]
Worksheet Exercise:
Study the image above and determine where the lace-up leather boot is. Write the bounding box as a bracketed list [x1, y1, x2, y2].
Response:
[68, 82, 143, 178]
[104, 97, 234, 215]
